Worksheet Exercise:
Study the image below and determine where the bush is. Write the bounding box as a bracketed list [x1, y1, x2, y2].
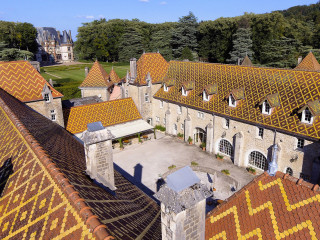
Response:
[177, 132, 184, 138]
[168, 165, 176, 170]
[191, 161, 198, 166]
[221, 169, 230, 175]
[155, 125, 166, 132]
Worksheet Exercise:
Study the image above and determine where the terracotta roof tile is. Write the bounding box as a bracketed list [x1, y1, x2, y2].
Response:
[109, 67, 121, 83]
[0, 61, 63, 102]
[135, 53, 168, 85]
[64, 98, 142, 134]
[206, 172, 320, 239]
[295, 52, 320, 72]
[241, 55, 253, 67]
[154, 61, 320, 140]
[80, 61, 112, 88]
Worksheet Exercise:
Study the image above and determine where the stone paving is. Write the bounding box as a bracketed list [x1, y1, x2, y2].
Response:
[113, 132, 256, 199]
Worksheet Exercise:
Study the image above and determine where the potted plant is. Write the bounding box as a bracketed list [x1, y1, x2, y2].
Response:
[177, 132, 184, 140]
[216, 153, 224, 160]
[118, 138, 124, 150]
[137, 133, 142, 143]
[247, 167, 256, 175]
[200, 142, 206, 151]
[188, 136, 193, 145]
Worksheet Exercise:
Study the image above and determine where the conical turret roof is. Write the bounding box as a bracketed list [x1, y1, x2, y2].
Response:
[295, 52, 320, 72]
[80, 61, 112, 88]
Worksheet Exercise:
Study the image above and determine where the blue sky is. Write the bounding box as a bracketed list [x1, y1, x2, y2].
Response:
[0, 0, 317, 39]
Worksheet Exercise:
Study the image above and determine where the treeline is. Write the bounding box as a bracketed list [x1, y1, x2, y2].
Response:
[0, 21, 38, 60]
[75, 2, 320, 68]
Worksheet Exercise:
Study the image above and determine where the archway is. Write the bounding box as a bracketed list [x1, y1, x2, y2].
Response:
[248, 151, 268, 171]
[218, 139, 233, 157]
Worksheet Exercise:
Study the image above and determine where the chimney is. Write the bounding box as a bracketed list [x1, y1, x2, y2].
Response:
[83, 122, 116, 190]
[130, 58, 137, 82]
[237, 58, 241, 65]
[298, 56, 303, 65]
[154, 166, 212, 240]
[85, 67, 89, 77]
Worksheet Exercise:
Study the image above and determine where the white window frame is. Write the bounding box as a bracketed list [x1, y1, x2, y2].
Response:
[248, 151, 268, 171]
[164, 84, 169, 92]
[258, 127, 264, 138]
[203, 91, 210, 102]
[218, 139, 233, 157]
[301, 108, 313, 124]
[160, 100, 164, 109]
[50, 110, 56, 121]
[144, 93, 149, 103]
[297, 138, 305, 149]
[182, 87, 188, 96]
[262, 100, 272, 115]
[177, 105, 182, 114]
[44, 93, 50, 102]
[228, 95, 236, 107]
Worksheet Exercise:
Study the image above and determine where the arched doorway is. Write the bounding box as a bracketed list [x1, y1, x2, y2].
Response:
[248, 151, 268, 171]
[194, 127, 206, 144]
[218, 139, 233, 156]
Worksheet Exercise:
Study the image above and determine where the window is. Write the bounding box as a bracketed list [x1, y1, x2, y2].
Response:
[262, 100, 271, 115]
[68, 53, 72, 59]
[156, 116, 160, 122]
[225, 119, 230, 129]
[197, 112, 204, 119]
[203, 91, 209, 101]
[181, 123, 184, 130]
[50, 110, 56, 121]
[258, 127, 264, 138]
[164, 84, 169, 92]
[248, 151, 268, 171]
[44, 93, 50, 102]
[160, 101, 164, 108]
[182, 87, 187, 96]
[147, 118, 152, 125]
[301, 108, 313, 124]
[218, 139, 233, 156]
[297, 138, 304, 149]
[229, 95, 236, 107]
[177, 105, 182, 114]
[67, 47, 70, 51]
[144, 93, 149, 102]
[285, 167, 293, 176]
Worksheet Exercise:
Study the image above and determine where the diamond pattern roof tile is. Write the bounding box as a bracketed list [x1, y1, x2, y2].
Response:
[0, 61, 63, 102]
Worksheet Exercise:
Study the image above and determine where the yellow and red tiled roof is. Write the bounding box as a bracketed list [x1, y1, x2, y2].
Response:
[135, 53, 169, 85]
[241, 55, 253, 67]
[0, 88, 161, 239]
[295, 52, 320, 72]
[0, 61, 63, 102]
[79, 60, 113, 88]
[154, 60, 320, 140]
[64, 98, 142, 134]
[206, 172, 320, 239]
[109, 67, 121, 83]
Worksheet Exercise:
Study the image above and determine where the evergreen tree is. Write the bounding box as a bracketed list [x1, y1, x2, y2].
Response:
[118, 26, 144, 62]
[150, 29, 173, 60]
[228, 28, 254, 64]
[171, 12, 198, 59]
[180, 47, 193, 61]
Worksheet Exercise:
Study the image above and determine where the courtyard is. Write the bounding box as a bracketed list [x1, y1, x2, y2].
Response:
[113, 132, 256, 200]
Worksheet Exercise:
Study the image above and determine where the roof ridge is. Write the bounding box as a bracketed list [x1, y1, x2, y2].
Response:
[0, 90, 113, 240]
[295, 52, 320, 71]
[65, 97, 134, 109]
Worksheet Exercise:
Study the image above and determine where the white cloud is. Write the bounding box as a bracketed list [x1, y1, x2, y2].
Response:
[160, 1, 167, 5]
[139, 0, 150, 2]
[85, 16, 94, 19]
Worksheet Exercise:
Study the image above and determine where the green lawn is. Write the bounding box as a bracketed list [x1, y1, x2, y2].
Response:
[40, 62, 129, 100]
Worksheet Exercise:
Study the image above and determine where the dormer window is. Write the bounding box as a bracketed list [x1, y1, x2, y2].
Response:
[203, 84, 217, 102]
[262, 100, 271, 115]
[182, 87, 187, 96]
[164, 84, 169, 92]
[44, 93, 50, 102]
[301, 108, 313, 124]
[229, 95, 236, 107]
[203, 91, 209, 101]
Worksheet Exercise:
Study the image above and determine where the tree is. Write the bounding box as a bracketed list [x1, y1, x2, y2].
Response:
[180, 47, 193, 61]
[171, 12, 198, 59]
[0, 42, 33, 61]
[228, 28, 254, 64]
[150, 29, 173, 60]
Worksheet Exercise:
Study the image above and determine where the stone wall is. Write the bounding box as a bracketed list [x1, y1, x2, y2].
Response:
[26, 98, 64, 127]
[81, 88, 109, 101]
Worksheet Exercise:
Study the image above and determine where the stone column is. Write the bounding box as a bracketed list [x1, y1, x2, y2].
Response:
[83, 124, 116, 190]
[206, 120, 214, 153]
[233, 132, 243, 167]
[184, 114, 192, 142]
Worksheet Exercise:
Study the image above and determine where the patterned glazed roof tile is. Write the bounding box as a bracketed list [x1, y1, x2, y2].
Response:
[0, 61, 63, 102]
[0, 89, 161, 239]
[79, 61, 112, 88]
[231, 88, 245, 100]
[298, 99, 320, 116]
[109, 67, 121, 83]
[64, 98, 142, 134]
[164, 78, 176, 87]
[182, 81, 195, 91]
[205, 172, 320, 240]
[204, 84, 218, 95]
[259, 93, 281, 108]
[135, 53, 169, 85]
[154, 61, 320, 140]
[295, 52, 320, 72]
[241, 55, 253, 67]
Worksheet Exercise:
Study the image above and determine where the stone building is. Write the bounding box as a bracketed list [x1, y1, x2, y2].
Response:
[127, 51, 320, 184]
[0, 60, 64, 127]
[36, 27, 74, 63]
[79, 61, 122, 101]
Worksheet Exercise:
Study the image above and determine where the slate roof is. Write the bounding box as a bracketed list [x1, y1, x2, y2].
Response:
[154, 60, 320, 140]
[295, 52, 320, 72]
[0, 89, 161, 239]
[79, 61, 113, 88]
[64, 98, 142, 134]
[0, 61, 63, 102]
[205, 171, 320, 240]
[62, 96, 103, 108]
[134, 53, 169, 85]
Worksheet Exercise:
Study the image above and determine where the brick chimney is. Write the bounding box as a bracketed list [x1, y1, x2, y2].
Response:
[83, 122, 116, 190]
[130, 58, 137, 82]
[154, 166, 212, 240]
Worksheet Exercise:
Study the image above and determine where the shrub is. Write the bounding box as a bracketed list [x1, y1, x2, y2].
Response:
[221, 169, 230, 175]
[155, 125, 166, 132]
[247, 167, 256, 173]
[188, 136, 193, 143]
[168, 165, 176, 170]
[177, 132, 184, 138]
[191, 161, 198, 166]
